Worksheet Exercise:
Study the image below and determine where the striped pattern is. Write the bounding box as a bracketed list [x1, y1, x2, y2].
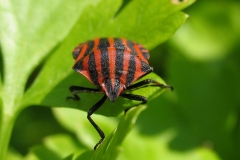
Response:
[72, 38, 153, 102]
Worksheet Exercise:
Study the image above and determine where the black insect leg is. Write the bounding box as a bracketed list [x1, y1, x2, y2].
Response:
[87, 95, 107, 150]
[67, 86, 103, 100]
[120, 93, 147, 114]
[125, 79, 173, 92]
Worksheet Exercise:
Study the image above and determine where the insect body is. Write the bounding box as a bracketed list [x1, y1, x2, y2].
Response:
[68, 38, 173, 150]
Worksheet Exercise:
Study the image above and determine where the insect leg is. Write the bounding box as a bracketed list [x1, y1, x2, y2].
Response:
[125, 79, 173, 92]
[120, 93, 147, 114]
[87, 95, 107, 150]
[67, 86, 103, 100]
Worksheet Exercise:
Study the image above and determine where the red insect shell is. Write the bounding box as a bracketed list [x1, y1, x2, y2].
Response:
[72, 37, 152, 102]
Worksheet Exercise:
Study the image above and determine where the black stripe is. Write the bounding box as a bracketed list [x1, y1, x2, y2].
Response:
[141, 51, 150, 60]
[104, 79, 111, 96]
[73, 41, 94, 71]
[72, 44, 82, 59]
[113, 79, 121, 95]
[114, 38, 126, 50]
[141, 61, 152, 73]
[104, 78, 121, 102]
[85, 40, 94, 56]
[127, 40, 139, 57]
[73, 60, 83, 71]
[138, 44, 150, 60]
[88, 52, 99, 85]
[126, 54, 136, 86]
[98, 38, 110, 79]
[114, 38, 125, 79]
[115, 49, 124, 78]
[74, 40, 94, 62]
[101, 48, 109, 79]
[98, 38, 109, 49]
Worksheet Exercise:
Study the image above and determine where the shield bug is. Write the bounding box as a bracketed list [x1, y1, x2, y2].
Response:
[68, 38, 173, 150]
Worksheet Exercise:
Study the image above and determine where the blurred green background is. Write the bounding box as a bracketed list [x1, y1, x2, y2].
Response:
[8, 0, 240, 159]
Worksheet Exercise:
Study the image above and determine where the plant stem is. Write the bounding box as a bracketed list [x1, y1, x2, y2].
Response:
[0, 111, 16, 160]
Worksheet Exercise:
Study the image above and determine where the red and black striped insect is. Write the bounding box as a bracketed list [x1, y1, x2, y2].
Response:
[68, 38, 173, 150]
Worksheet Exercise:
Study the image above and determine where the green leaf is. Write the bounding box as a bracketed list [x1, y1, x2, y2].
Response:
[52, 104, 220, 160]
[76, 105, 146, 160]
[22, 0, 194, 116]
[43, 134, 85, 159]
[6, 148, 22, 160]
[27, 145, 62, 160]
[22, 106, 146, 160]
[170, 1, 240, 61]
[75, 151, 94, 160]
[0, 0, 100, 112]
[0, 0, 104, 159]
[52, 107, 118, 148]
[163, 1, 240, 159]
[63, 154, 74, 160]
[118, 129, 221, 160]
[0, 0, 194, 159]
